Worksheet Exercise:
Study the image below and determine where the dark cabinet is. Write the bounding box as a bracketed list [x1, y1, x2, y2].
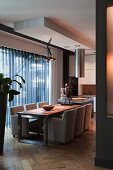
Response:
[69, 77, 78, 96]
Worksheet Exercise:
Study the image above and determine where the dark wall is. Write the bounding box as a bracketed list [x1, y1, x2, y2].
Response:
[63, 50, 70, 86]
[63, 50, 78, 96]
[96, 0, 113, 168]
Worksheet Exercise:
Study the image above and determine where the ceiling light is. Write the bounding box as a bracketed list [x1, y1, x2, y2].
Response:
[64, 46, 69, 48]
[75, 49, 85, 78]
[75, 45, 80, 47]
[47, 37, 56, 61]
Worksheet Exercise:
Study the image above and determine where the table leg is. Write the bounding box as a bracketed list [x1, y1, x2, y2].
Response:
[43, 117, 48, 145]
[18, 114, 22, 141]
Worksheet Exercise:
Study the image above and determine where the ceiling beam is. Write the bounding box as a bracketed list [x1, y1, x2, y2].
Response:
[14, 17, 95, 50]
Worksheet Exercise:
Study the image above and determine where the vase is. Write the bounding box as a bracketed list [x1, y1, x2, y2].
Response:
[60, 88, 66, 98]
[65, 87, 72, 98]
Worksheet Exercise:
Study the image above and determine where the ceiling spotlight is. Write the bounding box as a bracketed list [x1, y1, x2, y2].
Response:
[75, 44, 80, 47]
[64, 46, 69, 48]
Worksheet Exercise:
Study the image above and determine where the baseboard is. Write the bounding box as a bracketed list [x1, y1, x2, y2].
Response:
[95, 157, 113, 169]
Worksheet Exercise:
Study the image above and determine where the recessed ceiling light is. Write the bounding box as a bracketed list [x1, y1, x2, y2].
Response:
[75, 45, 80, 47]
[64, 46, 69, 48]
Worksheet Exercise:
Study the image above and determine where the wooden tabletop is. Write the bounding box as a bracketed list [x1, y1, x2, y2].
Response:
[17, 104, 80, 117]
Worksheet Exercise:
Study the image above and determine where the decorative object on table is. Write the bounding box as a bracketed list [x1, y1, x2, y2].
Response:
[42, 105, 54, 111]
[60, 88, 66, 99]
[0, 73, 25, 154]
[38, 101, 48, 108]
[65, 84, 72, 104]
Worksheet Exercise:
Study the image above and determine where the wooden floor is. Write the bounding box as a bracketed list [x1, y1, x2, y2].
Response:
[0, 118, 112, 170]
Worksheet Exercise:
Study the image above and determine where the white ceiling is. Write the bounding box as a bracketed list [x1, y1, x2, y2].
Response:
[0, 0, 96, 52]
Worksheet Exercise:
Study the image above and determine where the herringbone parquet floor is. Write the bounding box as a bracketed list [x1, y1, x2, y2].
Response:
[0, 118, 112, 170]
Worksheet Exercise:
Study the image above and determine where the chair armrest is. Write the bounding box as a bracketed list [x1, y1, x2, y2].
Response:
[49, 117, 64, 126]
[11, 115, 29, 124]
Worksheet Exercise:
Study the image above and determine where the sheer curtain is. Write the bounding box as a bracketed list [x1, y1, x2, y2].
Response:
[49, 49, 63, 104]
[0, 46, 49, 127]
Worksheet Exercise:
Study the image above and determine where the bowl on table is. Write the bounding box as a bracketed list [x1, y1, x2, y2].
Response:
[42, 105, 54, 111]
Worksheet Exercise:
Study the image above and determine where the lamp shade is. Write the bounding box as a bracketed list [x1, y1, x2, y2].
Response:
[75, 49, 85, 78]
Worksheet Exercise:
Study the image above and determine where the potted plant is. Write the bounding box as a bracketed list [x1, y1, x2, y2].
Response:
[0, 73, 25, 154]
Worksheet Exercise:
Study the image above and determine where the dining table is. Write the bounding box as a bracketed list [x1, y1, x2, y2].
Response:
[17, 104, 80, 145]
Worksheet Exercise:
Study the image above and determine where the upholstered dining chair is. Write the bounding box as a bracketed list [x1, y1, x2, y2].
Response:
[37, 102, 48, 134]
[38, 101, 48, 108]
[24, 103, 42, 135]
[84, 103, 92, 131]
[74, 105, 86, 137]
[24, 103, 37, 110]
[10, 105, 29, 137]
[48, 109, 77, 144]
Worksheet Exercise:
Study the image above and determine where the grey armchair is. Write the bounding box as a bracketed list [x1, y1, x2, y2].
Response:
[84, 104, 92, 131]
[24, 103, 42, 134]
[24, 103, 37, 110]
[48, 109, 77, 143]
[10, 105, 29, 137]
[37, 102, 48, 134]
[74, 105, 86, 137]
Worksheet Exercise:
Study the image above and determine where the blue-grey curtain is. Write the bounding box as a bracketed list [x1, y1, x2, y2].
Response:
[0, 46, 49, 127]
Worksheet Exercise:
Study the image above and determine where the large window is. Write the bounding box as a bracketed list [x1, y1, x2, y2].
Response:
[0, 46, 49, 127]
